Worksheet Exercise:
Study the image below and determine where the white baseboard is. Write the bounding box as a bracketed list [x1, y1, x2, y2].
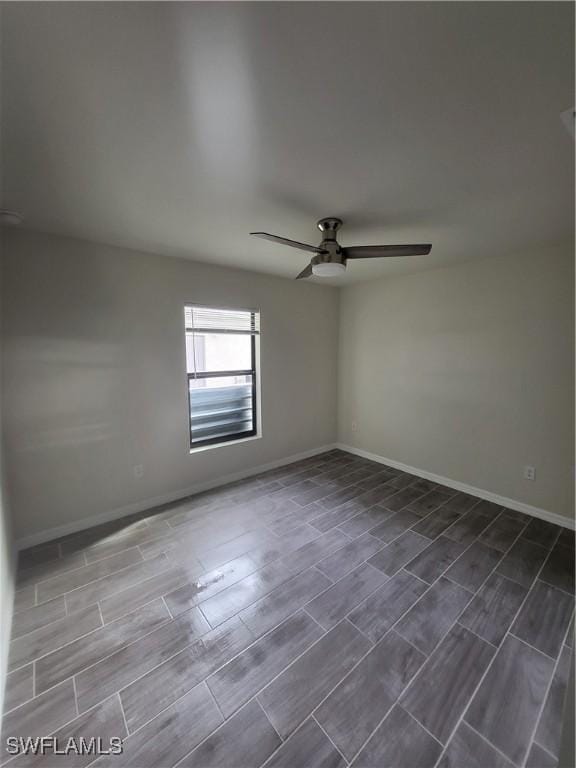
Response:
[337, 443, 575, 531]
[16, 443, 338, 550]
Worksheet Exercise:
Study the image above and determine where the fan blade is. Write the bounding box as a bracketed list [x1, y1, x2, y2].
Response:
[250, 232, 327, 254]
[295, 264, 313, 280]
[343, 244, 432, 259]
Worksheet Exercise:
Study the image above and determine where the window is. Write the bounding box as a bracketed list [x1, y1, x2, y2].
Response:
[184, 305, 260, 448]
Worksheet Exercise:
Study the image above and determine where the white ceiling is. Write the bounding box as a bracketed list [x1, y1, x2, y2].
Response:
[2, 2, 574, 284]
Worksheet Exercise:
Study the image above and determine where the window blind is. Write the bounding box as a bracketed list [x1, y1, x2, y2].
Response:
[185, 306, 260, 334]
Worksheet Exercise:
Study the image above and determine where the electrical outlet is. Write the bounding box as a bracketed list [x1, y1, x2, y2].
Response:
[133, 464, 144, 479]
[351, 421, 358, 433]
[524, 465, 536, 481]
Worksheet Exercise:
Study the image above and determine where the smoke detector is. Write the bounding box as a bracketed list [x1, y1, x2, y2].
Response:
[0, 209, 23, 226]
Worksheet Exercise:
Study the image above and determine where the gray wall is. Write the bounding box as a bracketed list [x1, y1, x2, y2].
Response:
[0, 235, 16, 719]
[2, 229, 339, 543]
[0, 7, 17, 706]
[338, 244, 574, 520]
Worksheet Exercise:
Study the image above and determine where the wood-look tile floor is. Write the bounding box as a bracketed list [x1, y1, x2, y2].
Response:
[3, 450, 574, 767]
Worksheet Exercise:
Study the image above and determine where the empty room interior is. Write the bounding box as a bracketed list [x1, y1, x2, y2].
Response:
[0, 2, 574, 767]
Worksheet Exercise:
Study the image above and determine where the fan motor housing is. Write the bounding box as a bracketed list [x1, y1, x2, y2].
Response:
[317, 217, 343, 238]
[314, 218, 344, 265]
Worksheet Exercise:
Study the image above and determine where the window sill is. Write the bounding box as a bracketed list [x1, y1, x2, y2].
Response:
[189, 433, 262, 455]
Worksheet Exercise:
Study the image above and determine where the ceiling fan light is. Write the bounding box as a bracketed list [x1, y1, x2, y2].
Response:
[312, 262, 346, 277]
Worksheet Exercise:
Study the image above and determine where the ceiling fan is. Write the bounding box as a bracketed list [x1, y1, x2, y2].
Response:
[250, 218, 431, 279]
